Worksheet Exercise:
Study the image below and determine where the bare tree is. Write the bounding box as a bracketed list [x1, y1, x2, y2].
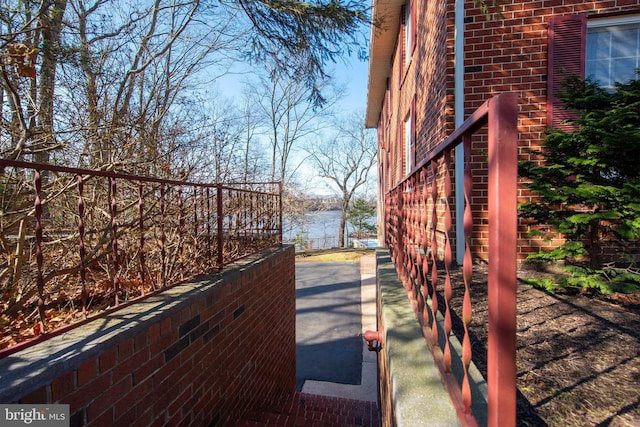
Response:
[58, 0, 244, 173]
[175, 92, 268, 184]
[308, 111, 376, 247]
[237, 89, 268, 183]
[248, 66, 342, 184]
[2, 0, 371, 174]
[0, 0, 68, 162]
[0, 0, 373, 336]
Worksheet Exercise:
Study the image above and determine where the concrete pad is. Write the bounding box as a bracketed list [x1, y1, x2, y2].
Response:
[298, 254, 378, 402]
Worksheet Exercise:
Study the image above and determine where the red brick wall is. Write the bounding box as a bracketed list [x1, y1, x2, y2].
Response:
[381, 1, 455, 188]
[415, 1, 456, 157]
[10, 245, 296, 426]
[379, 0, 640, 260]
[462, 0, 640, 259]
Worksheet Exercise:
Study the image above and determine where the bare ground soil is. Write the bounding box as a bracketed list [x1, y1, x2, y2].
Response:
[449, 263, 640, 427]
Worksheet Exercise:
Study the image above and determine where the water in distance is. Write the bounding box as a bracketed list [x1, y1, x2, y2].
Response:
[283, 210, 377, 250]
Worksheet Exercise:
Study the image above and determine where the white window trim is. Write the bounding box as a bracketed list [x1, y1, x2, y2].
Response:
[587, 14, 640, 29]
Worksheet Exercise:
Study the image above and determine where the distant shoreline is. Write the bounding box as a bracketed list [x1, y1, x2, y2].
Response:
[308, 207, 341, 212]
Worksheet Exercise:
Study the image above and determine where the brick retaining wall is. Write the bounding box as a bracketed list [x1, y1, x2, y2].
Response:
[0, 245, 296, 426]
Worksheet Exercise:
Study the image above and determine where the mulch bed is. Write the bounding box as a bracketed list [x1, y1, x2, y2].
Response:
[447, 263, 640, 426]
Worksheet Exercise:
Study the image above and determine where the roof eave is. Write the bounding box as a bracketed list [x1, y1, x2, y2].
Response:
[365, 0, 403, 128]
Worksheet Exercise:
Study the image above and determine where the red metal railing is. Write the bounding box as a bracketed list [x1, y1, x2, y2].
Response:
[0, 159, 281, 354]
[384, 93, 518, 427]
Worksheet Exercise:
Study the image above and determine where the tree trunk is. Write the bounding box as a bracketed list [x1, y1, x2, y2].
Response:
[588, 221, 601, 270]
[77, 5, 103, 165]
[339, 196, 349, 248]
[36, 0, 68, 164]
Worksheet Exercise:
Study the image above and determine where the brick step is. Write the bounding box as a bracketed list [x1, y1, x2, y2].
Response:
[230, 392, 380, 426]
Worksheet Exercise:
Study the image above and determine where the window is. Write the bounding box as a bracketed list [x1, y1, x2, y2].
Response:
[548, 14, 640, 129]
[404, 96, 416, 175]
[403, 0, 417, 65]
[386, 78, 392, 122]
[404, 2, 412, 64]
[404, 113, 411, 175]
[586, 16, 640, 89]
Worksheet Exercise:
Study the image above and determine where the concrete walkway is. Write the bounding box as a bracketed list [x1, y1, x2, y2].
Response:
[296, 253, 378, 402]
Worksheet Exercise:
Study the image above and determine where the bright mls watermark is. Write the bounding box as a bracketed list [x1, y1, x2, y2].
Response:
[1, 405, 69, 426]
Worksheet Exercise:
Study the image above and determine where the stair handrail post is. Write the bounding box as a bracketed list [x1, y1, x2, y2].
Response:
[486, 92, 518, 427]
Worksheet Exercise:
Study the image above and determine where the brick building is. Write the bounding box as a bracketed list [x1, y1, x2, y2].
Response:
[366, 0, 640, 262]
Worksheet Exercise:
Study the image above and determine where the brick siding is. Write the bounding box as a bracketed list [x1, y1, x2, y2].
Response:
[462, 1, 640, 259]
[1, 245, 296, 426]
[379, 0, 640, 260]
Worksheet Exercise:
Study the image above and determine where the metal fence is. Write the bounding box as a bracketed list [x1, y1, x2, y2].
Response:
[0, 159, 281, 354]
[384, 93, 518, 427]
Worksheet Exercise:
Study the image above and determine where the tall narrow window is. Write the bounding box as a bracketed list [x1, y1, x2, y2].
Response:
[386, 78, 391, 120]
[396, 19, 403, 89]
[404, 0, 416, 65]
[387, 151, 392, 191]
[404, 96, 416, 175]
[405, 2, 412, 64]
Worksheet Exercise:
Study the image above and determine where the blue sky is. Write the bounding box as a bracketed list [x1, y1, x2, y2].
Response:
[332, 54, 370, 113]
